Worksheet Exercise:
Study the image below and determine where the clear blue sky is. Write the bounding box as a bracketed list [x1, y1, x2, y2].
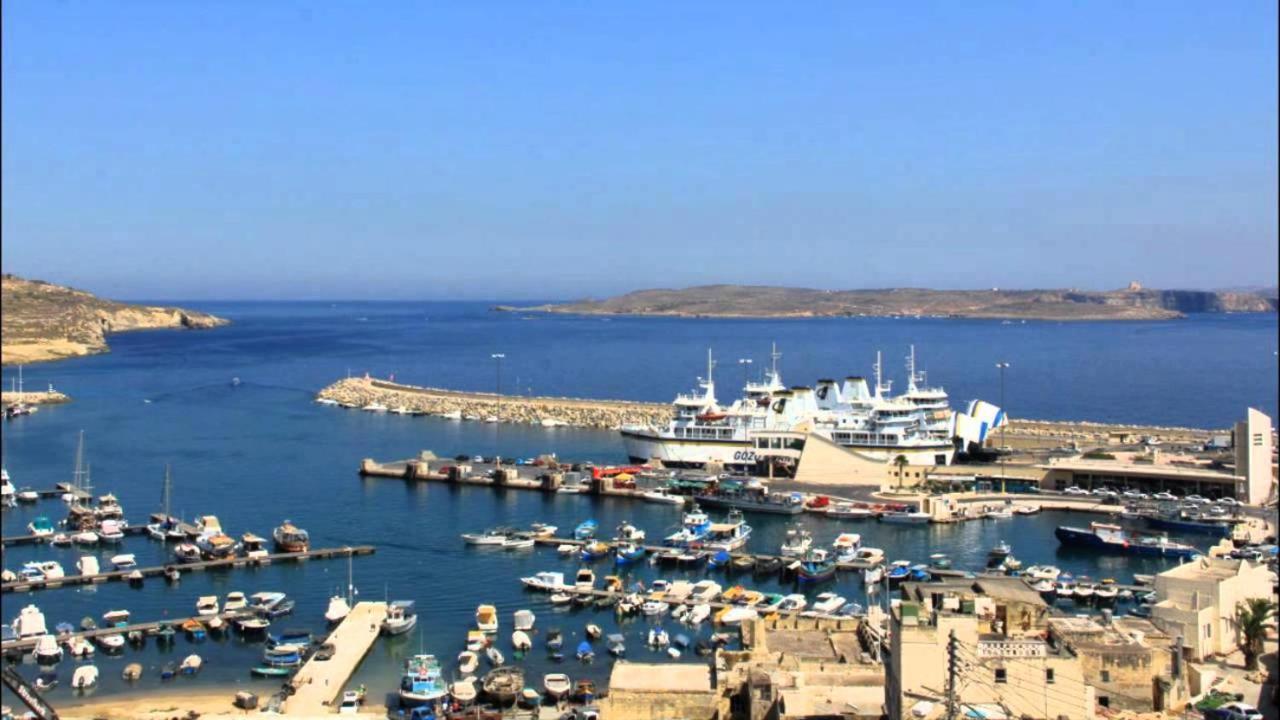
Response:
[3, 2, 1276, 301]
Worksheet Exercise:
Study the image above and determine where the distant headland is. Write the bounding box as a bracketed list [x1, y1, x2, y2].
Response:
[1, 274, 228, 365]
[496, 283, 1278, 321]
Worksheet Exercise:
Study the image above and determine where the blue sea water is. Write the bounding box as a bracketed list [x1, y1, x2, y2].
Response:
[0, 304, 1276, 710]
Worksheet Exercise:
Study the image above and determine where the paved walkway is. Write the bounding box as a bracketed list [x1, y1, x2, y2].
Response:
[286, 601, 386, 715]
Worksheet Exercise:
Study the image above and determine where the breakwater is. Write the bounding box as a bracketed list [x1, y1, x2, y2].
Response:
[317, 376, 1222, 442]
[2, 388, 71, 406]
[317, 376, 672, 429]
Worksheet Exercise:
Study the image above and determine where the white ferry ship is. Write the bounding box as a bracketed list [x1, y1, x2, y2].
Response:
[619, 346, 956, 470]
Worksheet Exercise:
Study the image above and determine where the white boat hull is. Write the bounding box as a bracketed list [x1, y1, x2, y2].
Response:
[620, 429, 753, 468]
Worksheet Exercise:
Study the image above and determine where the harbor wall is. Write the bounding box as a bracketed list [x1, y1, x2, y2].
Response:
[318, 376, 1229, 440]
[1, 389, 71, 406]
[318, 376, 670, 429]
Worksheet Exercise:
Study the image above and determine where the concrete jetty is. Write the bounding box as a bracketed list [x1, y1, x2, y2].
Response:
[318, 376, 671, 429]
[285, 600, 387, 715]
[0, 610, 259, 653]
[1, 545, 377, 594]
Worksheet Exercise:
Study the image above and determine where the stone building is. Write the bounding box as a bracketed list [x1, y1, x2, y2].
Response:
[886, 580, 1096, 719]
[1150, 556, 1276, 661]
[597, 661, 718, 720]
[1048, 615, 1188, 712]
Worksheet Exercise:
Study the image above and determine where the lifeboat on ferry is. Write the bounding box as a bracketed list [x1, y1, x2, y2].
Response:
[695, 412, 728, 422]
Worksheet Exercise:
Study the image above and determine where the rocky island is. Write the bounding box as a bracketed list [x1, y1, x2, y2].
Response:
[501, 283, 1278, 321]
[1, 274, 228, 365]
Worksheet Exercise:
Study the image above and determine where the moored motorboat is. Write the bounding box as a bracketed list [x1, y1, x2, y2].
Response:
[543, 672, 572, 699]
[272, 520, 310, 553]
[482, 666, 524, 706]
[382, 600, 417, 636]
[399, 654, 447, 707]
[475, 604, 499, 633]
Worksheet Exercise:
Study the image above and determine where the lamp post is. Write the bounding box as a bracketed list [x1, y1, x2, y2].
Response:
[491, 353, 505, 462]
[995, 361, 1010, 492]
[737, 358, 753, 391]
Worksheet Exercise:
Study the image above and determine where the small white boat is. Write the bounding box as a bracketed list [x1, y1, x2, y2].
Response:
[647, 627, 669, 646]
[102, 609, 131, 626]
[224, 591, 248, 611]
[556, 544, 578, 555]
[641, 488, 685, 505]
[486, 645, 505, 666]
[76, 556, 100, 576]
[67, 636, 95, 658]
[519, 571, 565, 591]
[880, 511, 932, 524]
[461, 530, 510, 546]
[502, 536, 535, 550]
[811, 592, 846, 615]
[511, 630, 532, 651]
[513, 609, 536, 631]
[72, 531, 99, 545]
[528, 523, 558, 537]
[543, 672, 572, 699]
[72, 665, 99, 689]
[458, 650, 480, 675]
[383, 600, 417, 636]
[362, 403, 388, 413]
[641, 600, 669, 616]
[451, 678, 478, 703]
[778, 594, 808, 611]
[585, 623, 602, 639]
[475, 604, 499, 632]
[34, 634, 63, 663]
[195, 596, 219, 616]
[549, 592, 572, 605]
[688, 603, 712, 624]
[110, 554, 137, 570]
[325, 595, 351, 623]
[180, 654, 203, 674]
[50, 533, 71, 546]
[827, 502, 875, 519]
[96, 633, 125, 651]
[25, 561, 65, 580]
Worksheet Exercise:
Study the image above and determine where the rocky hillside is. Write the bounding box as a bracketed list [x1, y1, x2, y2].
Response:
[2, 274, 228, 365]
[507, 285, 1278, 321]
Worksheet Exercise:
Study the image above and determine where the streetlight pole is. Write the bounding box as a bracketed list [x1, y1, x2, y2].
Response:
[995, 361, 1010, 492]
[491, 353, 505, 462]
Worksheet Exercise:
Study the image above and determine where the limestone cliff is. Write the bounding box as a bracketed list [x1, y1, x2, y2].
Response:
[1, 274, 228, 365]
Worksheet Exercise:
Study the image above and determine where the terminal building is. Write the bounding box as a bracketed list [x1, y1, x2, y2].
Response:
[1037, 408, 1275, 503]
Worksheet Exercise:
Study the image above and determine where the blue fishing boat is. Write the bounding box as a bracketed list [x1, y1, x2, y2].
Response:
[885, 560, 912, 586]
[578, 541, 609, 561]
[909, 564, 931, 582]
[614, 542, 646, 565]
[399, 654, 447, 707]
[263, 644, 304, 668]
[574, 520, 598, 541]
[575, 640, 594, 661]
[1146, 511, 1234, 537]
[707, 549, 733, 569]
[663, 503, 712, 546]
[796, 549, 836, 583]
[1055, 522, 1200, 558]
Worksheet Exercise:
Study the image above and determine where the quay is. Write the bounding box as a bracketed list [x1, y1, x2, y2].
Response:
[530, 536, 1156, 594]
[1, 545, 376, 594]
[285, 600, 387, 715]
[2, 515, 194, 547]
[0, 610, 258, 653]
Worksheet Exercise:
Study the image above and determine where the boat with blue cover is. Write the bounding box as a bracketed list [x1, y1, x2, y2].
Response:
[886, 560, 912, 586]
[1055, 522, 1200, 558]
[703, 509, 753, 551]
[707, 550, 733, 569]
[573, 520, 598, 541]
[578, 541, 610, 561]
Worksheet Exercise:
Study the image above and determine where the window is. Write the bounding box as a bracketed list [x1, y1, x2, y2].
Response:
[994, 668, 1007, 683]
[935, 454, 947, 465]
[1205, 624, 1212, 638]
[1098, 697, 1110, 709]
[1100, 670, 1110, 683]
[1046, 669, 1055, 684]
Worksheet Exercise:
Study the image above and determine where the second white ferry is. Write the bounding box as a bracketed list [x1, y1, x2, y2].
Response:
[619, 345, 957, 470]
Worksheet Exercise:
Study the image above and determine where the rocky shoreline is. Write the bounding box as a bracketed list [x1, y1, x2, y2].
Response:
[317, 376, 1220, 439]
[2, 274, 228, 365]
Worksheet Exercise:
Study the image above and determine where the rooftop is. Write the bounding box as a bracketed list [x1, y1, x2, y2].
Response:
[1158, 556, 1249, 581]
[608, 661, 713, 694]
[1039, 457, 1239, 481]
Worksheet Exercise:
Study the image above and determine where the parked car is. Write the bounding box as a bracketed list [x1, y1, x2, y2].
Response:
[1206, 702, 1263, 720]
[1122, 490, 1147, 500]
[1214, 497, 1241, 507]
[1152, 491, 1176, 501]
[1063, 487, 1089, 496]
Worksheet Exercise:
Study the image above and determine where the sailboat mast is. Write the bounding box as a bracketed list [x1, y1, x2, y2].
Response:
[163, 464, 172, 519]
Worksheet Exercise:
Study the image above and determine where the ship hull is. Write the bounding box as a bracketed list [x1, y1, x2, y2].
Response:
[1146, 516, 1232, 537]
[620, 429, 754, 468]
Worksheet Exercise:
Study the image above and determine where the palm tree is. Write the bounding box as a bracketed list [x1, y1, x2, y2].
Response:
[894, 455, 909, 490]
[1235, 597, 1276, 671]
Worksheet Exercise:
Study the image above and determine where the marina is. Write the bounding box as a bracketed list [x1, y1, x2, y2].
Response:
[1, 307, 1275, 718]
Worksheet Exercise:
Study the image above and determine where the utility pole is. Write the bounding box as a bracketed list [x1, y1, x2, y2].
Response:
[491, 353, 505, 463]
[995, 361, 1010, 493]
[946, 629, 959, 720]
